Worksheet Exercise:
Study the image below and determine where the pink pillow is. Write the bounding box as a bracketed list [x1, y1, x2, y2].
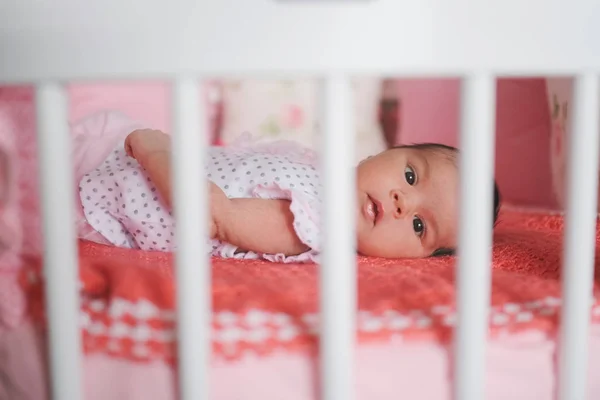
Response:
[69, 82, 173, 128]
[68, 81, 222, 140]
[395, 78, 556, 209]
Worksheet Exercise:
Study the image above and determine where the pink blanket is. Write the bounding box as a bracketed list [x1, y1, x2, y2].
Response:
[19, 207, 600, 365]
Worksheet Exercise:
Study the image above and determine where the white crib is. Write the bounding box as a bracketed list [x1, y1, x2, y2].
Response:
[1, 1, 599, 399]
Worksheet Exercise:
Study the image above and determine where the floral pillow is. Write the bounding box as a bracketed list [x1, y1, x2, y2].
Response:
[546, 77, 600, 212]
[219, 79, 387, 163]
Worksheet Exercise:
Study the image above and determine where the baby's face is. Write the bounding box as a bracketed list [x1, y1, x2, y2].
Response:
[355, 147, 459, 258]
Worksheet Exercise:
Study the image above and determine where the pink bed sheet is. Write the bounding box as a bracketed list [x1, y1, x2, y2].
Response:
[7, 205, 600, 399]
[2, 319, 600, 400]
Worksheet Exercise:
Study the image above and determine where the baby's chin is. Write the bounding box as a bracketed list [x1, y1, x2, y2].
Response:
[355, 236, 430, 259]
[355, 237, 393, 258]
[354, 231, 372, 255]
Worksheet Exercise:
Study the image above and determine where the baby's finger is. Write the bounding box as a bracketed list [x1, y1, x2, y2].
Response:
[124, 134, 135, 158]
[124, 141, 133, 158]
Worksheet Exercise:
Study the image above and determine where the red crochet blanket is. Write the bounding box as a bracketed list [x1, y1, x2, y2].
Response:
[21, 208, 600, 363]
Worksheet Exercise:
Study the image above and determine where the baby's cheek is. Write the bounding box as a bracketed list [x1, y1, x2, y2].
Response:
[355, 227, 382, 256]
[357, 224, 422, 258]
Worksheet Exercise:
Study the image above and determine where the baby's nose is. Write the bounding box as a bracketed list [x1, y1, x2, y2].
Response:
[391, 190, 406, 218]
[390, 189, 416, 219]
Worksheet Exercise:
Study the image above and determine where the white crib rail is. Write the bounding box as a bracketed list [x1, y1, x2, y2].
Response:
[320, 76, 357, 400]
[171, 79, 211, 400]
[35, 83, 82, 400]
[2, 1, 599, 81]
[558, 73, 600, 400]
[454, 75, 497, 400]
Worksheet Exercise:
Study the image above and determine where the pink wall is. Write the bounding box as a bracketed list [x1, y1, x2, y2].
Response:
[395, 78, 461, 147]
[395, 78, 556, 209]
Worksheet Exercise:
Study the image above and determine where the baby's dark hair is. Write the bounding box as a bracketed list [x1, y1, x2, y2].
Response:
[394, 143, 501, 257]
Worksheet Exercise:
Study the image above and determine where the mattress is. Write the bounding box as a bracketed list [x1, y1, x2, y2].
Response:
[2, 207, 600, 400]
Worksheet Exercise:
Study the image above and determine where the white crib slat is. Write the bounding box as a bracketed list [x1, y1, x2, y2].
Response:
[320, 76, 356, 400]
[454, 74, 497, 400]
[35, 83, 82, 400]
[558, 74, 600, 400]
[172, 78, 211, 400]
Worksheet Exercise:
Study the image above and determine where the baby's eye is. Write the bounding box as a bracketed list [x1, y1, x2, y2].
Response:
[404, 166, 416, 185]
[413, 216, 424, 237]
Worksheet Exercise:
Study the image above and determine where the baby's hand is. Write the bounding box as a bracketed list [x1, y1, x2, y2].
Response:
[124, 129, 171, 161]
[209, 181, 230, 240]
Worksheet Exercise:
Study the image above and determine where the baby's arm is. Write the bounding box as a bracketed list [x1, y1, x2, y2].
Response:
[214, 195, 310, 256]
[125, 130, 309, 256]
[124, 129, 173, 207]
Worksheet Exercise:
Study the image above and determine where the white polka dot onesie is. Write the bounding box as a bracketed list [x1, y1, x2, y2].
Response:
[79, 135, 322, 263]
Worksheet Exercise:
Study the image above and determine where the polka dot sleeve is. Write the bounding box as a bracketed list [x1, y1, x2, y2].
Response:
[79, 140, 177, 252]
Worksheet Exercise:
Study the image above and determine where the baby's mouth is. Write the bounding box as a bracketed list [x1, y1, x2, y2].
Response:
[365, 194, 381, 225]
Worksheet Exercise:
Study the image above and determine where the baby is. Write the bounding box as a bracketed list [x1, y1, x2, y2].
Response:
[79, 128, 501, 262]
